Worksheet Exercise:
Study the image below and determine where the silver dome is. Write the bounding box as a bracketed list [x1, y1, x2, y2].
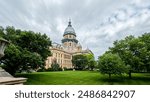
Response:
[63, 20, 76, 36]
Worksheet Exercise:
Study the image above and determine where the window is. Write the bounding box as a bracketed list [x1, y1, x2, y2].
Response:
[53, 53, 55, 57]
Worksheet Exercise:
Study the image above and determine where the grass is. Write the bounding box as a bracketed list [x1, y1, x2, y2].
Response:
[16, 71, 150, 85]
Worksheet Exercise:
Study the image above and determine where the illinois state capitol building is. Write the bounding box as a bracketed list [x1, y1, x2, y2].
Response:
[45, 20, 93, 69]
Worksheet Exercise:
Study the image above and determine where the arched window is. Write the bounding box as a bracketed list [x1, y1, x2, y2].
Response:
[69, 35, 71, 38]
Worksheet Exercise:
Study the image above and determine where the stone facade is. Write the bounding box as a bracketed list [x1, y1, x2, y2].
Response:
[45, 20, 93, 69]
[45, 43, 73, 68]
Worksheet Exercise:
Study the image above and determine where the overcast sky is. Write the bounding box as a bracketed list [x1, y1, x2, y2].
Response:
[0, 0, 150, 59]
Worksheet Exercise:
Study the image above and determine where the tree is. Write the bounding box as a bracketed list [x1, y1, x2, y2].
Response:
[84, 53, 95, 70]
[98, 53, 126, 79]
[139, 33, 150, 72]
[16, 31, 51, 60]
[2, 44, 43, 75]
[2, 44, 22, 75]
[72, 54, 88, 70]
[109, 35, 149, 78]
[0, 26, 51, 75]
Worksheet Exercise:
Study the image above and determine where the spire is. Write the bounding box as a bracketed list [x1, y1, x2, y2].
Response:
[68, 19, 72, 27]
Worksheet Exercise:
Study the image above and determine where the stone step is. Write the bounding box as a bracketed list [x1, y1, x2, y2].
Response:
[0, 77, 27, 85]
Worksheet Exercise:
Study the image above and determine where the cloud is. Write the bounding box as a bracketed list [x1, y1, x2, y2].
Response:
[0, 0, 150, 59]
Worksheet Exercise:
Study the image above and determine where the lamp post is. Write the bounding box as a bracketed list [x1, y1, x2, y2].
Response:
[0, 38, 27, 85]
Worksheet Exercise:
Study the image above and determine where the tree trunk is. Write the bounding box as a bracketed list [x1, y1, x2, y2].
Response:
[128, 70, 132, 79]
[109, 73, 111, 79]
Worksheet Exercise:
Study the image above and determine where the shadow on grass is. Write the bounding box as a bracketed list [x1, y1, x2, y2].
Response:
[130, 76, 150, 81]
[96, 73, 150, 85]
[97, 76, 125, 85]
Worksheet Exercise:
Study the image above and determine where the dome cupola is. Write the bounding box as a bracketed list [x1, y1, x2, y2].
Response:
[63, 19, 76, 36]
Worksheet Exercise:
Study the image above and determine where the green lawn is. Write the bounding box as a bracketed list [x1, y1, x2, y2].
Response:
[16, 71, 150, 85]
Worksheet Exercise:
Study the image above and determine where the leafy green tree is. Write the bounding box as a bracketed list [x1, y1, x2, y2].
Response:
[0, 26, 51, 75]
[72, 54, 88, 70]
[16, 31, 51, 61]
[2, 44, 43, 75]
[98, 53, 126, 79]
[84, 53, 95, 70]
[109, 35, 149, 78]
[2, 44, 22, 75]
[139, 33, 150, 72]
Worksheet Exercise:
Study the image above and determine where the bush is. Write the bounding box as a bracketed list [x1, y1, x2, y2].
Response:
[44, 60, 63, 71]
[62, 67, 73, 71]
[50, 60, 60, 71]
[37, 68, 46, 72]
[63, 67, 67, 71]
[46, 67, 63, 71]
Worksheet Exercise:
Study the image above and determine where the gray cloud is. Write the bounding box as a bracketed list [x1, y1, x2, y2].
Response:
[0, 0, 150, 59]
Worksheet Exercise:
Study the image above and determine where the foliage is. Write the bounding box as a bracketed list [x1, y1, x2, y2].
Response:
[72, 54, 96, 70]
[2, 44, 22, 75]
[0, 26, 51, 75]
[139, 33, 150, 72]
[84, 53, 96, 70]
[51, 60, 62, 71]
[98, 53, 127, 79]
[72, 54, 88, 70]
[109, 34, 150, 78]
[62, 67, 73, 71]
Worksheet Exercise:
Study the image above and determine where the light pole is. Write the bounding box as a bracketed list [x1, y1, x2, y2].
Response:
[0, 38, 27, 85]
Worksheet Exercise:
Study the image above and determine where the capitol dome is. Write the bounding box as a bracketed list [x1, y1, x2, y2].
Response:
[63, 20, 76, 36]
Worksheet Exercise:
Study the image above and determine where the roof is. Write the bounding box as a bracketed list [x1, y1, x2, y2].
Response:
[63, 20, 76, 36]
[52, 42, 63, 49]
